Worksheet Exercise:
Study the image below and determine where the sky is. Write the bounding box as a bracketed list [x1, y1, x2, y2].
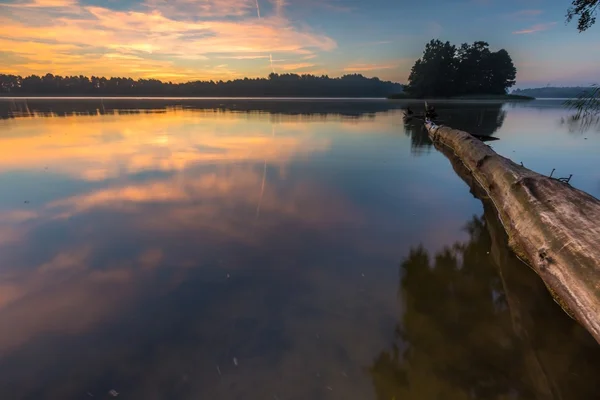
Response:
[0, 0, 598, 88]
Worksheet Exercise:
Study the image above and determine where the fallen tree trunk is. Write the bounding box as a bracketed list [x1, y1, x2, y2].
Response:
[425, 120, 600, 344]
[440, 140, 600, 398]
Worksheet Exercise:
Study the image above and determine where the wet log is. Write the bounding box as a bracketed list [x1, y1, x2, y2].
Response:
[425, 120, 600, 344]
[439, 140, 600, 398]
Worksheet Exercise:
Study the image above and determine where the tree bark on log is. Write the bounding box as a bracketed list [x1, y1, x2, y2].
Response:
[425, 121, 600, 344]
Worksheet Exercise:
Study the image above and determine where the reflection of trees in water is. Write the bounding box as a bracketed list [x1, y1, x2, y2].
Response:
[369, 137, 600, 400]
[0, 99, 405, 120]
[560, 115, 600, 135]
[368, 205, 600, 399]
[438, 102, 506, 137]
[370, 125, 600, 397]
[369, 216, 522, 399]
[404, 102, 507, 155]
[403, 120, 433, 155]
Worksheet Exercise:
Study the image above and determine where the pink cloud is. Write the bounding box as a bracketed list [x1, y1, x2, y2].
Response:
[513, 22, 556, 34]
[279, 62, 315, 71]
[2, 0, 78, 7]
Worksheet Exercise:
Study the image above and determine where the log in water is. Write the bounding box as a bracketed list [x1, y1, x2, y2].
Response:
[425, 120, 600, 344]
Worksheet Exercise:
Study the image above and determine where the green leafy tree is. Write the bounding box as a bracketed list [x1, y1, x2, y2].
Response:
[566, 0, 599, 31]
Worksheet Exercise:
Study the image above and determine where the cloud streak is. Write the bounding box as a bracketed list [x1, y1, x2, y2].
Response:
[343, 62, 399, 72]
[513, 22, 556, 34]
[279, 62, 315, 71]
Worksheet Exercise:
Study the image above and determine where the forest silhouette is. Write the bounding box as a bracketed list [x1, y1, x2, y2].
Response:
[403, 40, 517, 98]
[0, 73, 402, 97]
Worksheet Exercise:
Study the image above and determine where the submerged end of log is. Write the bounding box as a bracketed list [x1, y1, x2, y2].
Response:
[425, 120, 600, 344]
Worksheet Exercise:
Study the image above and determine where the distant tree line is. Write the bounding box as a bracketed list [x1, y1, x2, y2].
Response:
[512, 87, 598, 98]
[0, 73, 403, 97]
[404, 40, 516, 98]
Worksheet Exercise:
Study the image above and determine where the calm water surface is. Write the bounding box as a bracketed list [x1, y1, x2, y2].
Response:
[0, 99, 599, 400]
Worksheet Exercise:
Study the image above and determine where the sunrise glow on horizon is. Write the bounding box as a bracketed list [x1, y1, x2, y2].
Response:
[0, 0, 599, 88]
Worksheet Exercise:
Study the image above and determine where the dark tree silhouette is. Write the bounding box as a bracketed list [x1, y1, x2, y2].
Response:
[405, 40, 516, 98]
[566, 0, 599, 31]
[406, 40, 459, 98]
[0, 73, 403, 97]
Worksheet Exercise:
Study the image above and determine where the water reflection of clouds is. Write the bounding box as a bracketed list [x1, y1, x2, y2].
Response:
[0, 104, 487, 398]
[0, 110, 331, 181]
[0, 161, 396, 398]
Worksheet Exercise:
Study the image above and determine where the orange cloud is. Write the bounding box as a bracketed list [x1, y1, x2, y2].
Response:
[0, 1, 337, 80]
[343, 62, 399, 72]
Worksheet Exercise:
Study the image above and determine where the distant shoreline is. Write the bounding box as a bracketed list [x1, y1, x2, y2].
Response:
[387, 93, 535, 101]
[0, 95, 540, 101]
[0, 95, 389, 100]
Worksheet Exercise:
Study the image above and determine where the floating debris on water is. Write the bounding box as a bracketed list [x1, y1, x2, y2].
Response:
[108, 389, 119, 397]
[326, 386, 333, 391]
[233, 357, 238, 366]
[216, 365, 222, 376]
[226, 273, 230, 279]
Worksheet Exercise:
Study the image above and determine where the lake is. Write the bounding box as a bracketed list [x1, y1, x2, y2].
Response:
[0, 98, 599, 400]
